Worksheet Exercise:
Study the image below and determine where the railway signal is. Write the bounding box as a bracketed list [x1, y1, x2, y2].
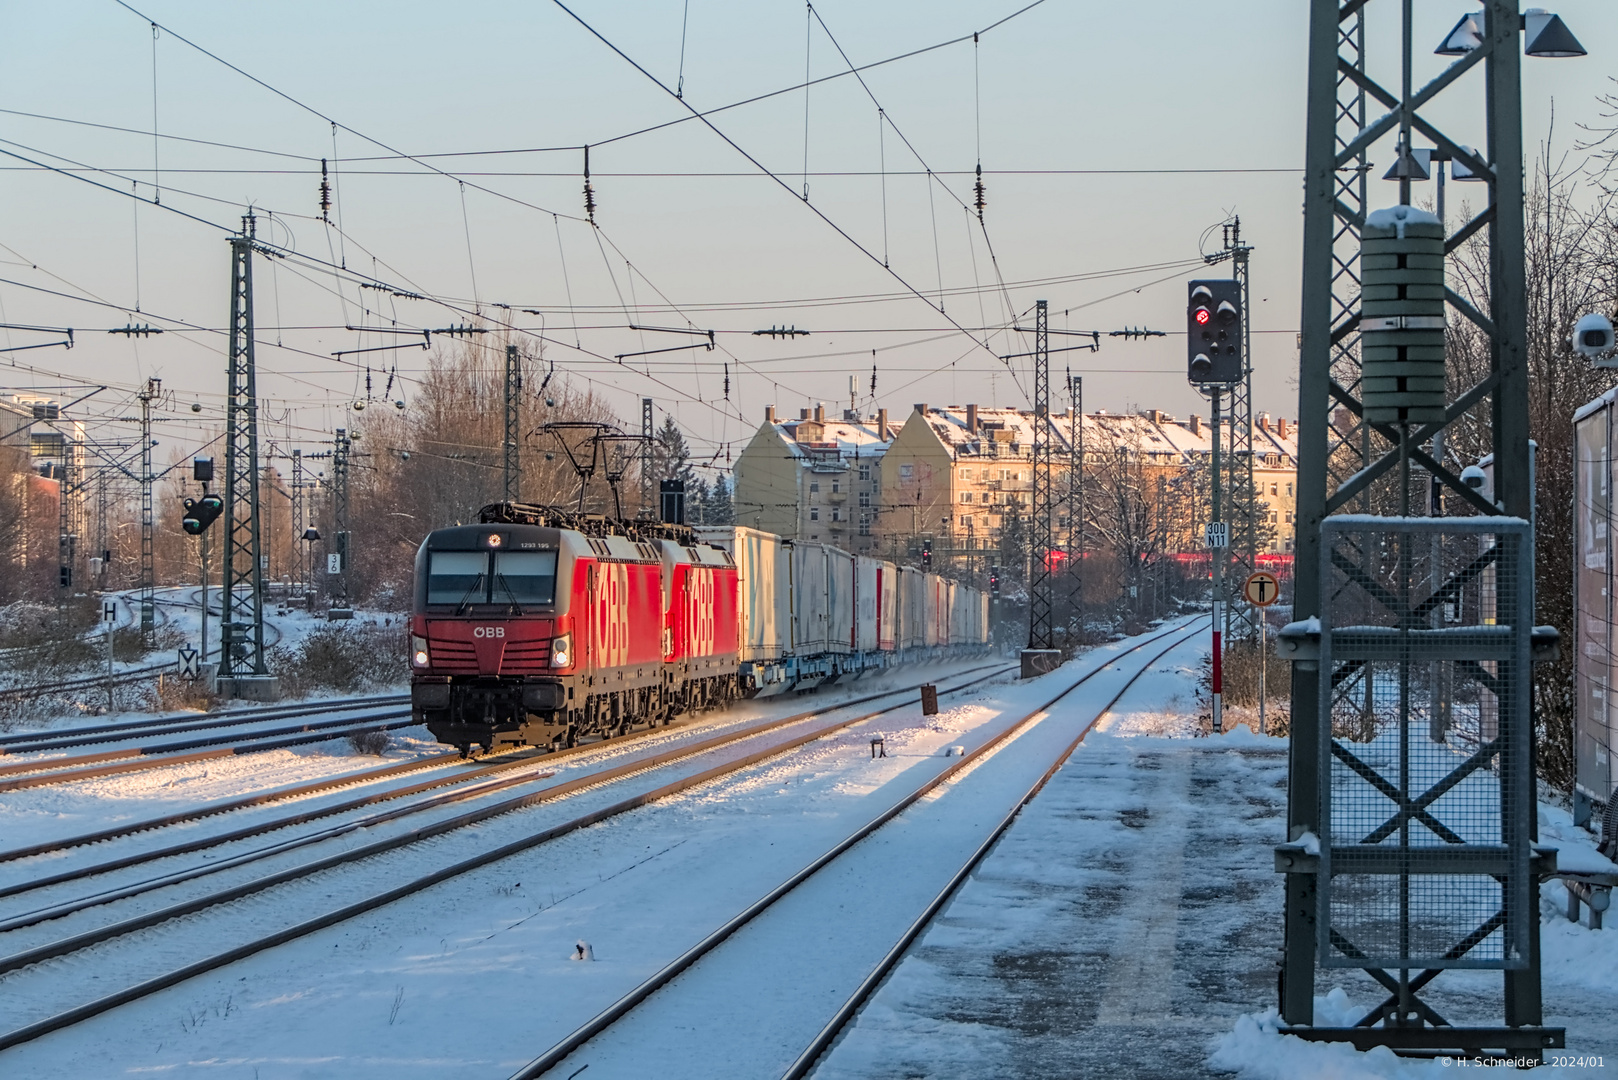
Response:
[921, 537, 933, 570]
[1186, 279, 1242, 385]
[180, 494, 224, 535]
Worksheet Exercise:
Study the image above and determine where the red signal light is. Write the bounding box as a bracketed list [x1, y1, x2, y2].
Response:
[1195, 308, 1211, 325]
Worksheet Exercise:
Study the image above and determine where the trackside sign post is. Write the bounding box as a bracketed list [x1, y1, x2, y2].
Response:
[1243, 571, 1280, 735]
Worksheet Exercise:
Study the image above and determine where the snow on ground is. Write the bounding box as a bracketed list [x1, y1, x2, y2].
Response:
[3, 619, 1612, 1080]
[0, 726, 447, 860]
[821, 636, 1618, 1080]
[0, 651, 1036, 1078]
[0, 587, 409, 738]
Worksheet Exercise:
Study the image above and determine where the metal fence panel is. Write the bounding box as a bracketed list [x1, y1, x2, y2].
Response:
[1318, 516, 1533, 970]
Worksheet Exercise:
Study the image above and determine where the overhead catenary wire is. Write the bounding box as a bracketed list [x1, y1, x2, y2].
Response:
[546, 0, 1013, 371]
[0, 4, 1055, 171]
[9, 0, 1179, 463]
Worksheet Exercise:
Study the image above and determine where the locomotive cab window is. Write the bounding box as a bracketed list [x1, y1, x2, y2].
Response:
[427, 551, 489, 604]
[493, 551, 558, 605]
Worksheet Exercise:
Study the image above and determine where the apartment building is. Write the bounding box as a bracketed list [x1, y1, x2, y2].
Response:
[736, 401, 1300, 563]
[731, 403, 893, 554]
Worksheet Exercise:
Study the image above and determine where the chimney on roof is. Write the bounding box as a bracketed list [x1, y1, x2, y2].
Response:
[814, 403, 825, 423]
[877, 408, 889, 439]
[800, 408, 811, 421]
[1188, 414, 1202, 436]
[1278, 417, 1290, 440]
[1258, 412, 1271, 433]
[1148, 409, 1162, 423]
[765, 405, 777, 424]
[966, 403, 978, 433]
[914, 402, 928, 415]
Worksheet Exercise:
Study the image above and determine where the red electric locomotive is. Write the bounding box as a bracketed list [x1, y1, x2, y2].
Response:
[409, 502, 739, 755]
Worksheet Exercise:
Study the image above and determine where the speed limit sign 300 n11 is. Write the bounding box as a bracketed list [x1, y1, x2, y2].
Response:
[1243, 571, 1280, 607]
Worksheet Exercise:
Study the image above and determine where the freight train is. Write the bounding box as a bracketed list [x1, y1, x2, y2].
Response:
[408, 502, 990, 755]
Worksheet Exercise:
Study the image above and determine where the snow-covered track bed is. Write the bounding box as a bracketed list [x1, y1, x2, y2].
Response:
[0, 662, 1014, 1058]
[0, 704, 417, 793]
[512, 619, 1207, 1080]
[0, 694, 409, 757]
[0, 661, 180, 701]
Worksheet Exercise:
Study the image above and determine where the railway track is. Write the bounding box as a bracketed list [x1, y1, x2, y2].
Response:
[0, 692, 409, 756]
[0, 661, 179, 703]
[0, 587, 291, 701]
[0, 705, 416, 793]
[0, 660, 1019, 1053]
[0, 665, 999, 919]
[508, 617, 1209, 1080]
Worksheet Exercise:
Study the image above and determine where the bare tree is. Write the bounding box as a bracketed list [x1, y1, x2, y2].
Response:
[1084, 421, 1202, 625]
[1444, 125, 1618, 790]
[340, 340, 626, 606]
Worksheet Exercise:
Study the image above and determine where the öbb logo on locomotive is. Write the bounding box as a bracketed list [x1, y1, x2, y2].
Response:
[408, 505, 991, 758]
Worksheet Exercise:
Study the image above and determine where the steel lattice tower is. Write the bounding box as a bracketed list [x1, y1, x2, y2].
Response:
[55, 446, 74, 610]
[1066, 374, 1084, 631]
[1222, 222, 1258, 642]
[332, 428, 351, 607]
[641, 397, 654, 515]
[1285, 0, 1543, 1049]
[504, 344, 522, 503]
[137, 377, 159, 641]
[1026, 300, 1053, 650]
[220, 216, 268, 685]
[290, 449, 304, 596]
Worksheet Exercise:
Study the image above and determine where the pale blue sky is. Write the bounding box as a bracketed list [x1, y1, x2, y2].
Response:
[2, 1, 1613, 463]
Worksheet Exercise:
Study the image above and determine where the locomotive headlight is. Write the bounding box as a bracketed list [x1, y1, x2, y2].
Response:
[411, 634, 430, 668]
[550, 632, 572, 669]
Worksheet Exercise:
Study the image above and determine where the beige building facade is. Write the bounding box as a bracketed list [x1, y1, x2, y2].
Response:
[735, 401, 1300, 565]
[731, 403, 893, 555]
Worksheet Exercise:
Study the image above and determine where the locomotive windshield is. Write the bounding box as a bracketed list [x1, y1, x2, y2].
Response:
[494, 551, 558, 604]
[425, 549, 558, 606]
[426, 551, 488, 605]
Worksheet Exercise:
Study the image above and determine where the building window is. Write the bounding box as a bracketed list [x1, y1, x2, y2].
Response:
[1286, 482, 1293, 497]
[1285, 512, 1293, 523]
[1270, 483, 1278, 496]
[859, 491, 870, 507]
[900, 464, 913, 481]
[959, 467, 972, 480]
[960, 492, 972, 503]
[832, 480, 840, 494]
[810, 507, 819, 521]
[859, 464, 871, 481]
[960, 515, 971, 527]
[858, 518, 870, 536]
[832, 508, 842, 521]
[810, 481, 820, 493]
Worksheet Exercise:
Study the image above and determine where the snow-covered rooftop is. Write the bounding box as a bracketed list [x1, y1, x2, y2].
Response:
[904, 405, 1299, 465]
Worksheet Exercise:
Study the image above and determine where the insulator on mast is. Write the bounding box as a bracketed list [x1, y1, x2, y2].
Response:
[319, 158, 332, 223]
[583, 145, 597, 224]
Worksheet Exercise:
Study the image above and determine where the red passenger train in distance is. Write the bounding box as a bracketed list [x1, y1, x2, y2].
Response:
[408, 502, 989, 756]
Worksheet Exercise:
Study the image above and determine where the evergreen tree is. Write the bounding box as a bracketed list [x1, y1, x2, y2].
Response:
[651, 415, 697, 488]
[703, 473, 735, 525]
